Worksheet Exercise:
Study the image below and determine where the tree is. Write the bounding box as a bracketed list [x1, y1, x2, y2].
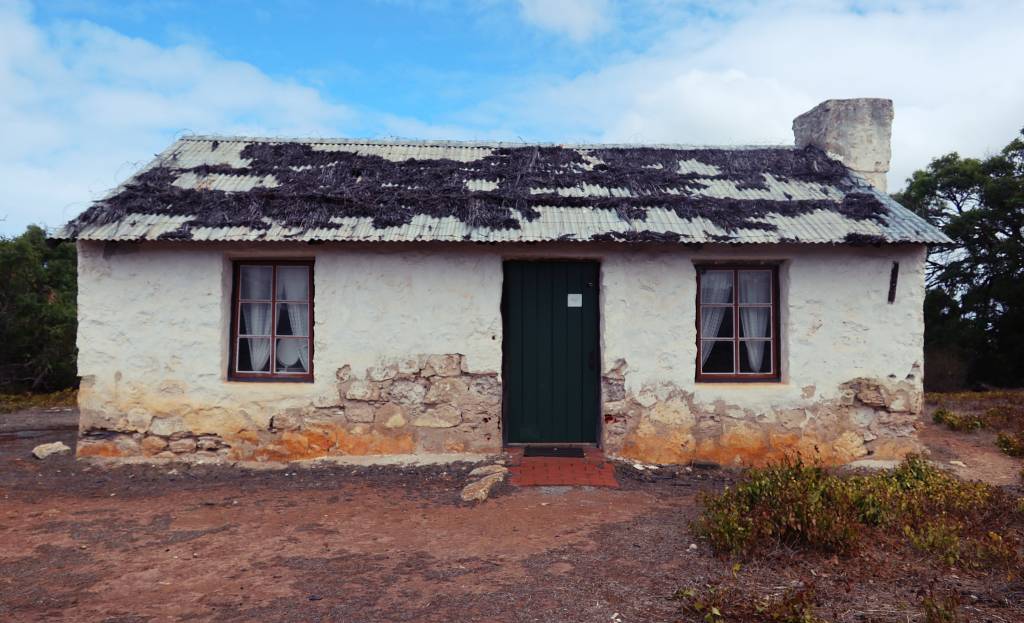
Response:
[0, 225, 78, 391]
[895, 129, 1024, 388]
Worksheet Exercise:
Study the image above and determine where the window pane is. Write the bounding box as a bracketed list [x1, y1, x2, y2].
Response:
[738, 270, 771, 304]
[701, 340, 734, 373]
[276, 266, 309, 301]
[700, 270, 733, 304]
[740, 340, 772, 373]
[240, 266, 272, 300]
[239, 303, 272, 335]
[275, 338, 309, 373]
[237, 338, 271, 372]
[738, 306, 771, 338]
[276, 303, 309, 336]
[700, 307, 733, 338]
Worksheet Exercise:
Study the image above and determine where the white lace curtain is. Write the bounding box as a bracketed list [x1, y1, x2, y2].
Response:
[240, 267, 272, 372]
[276, 267, 310, 372]
[700, 271, 732, 367]
[738, 271, 771, 372]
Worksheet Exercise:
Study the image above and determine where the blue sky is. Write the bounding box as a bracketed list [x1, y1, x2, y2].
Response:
[2, 0, 1023, 234]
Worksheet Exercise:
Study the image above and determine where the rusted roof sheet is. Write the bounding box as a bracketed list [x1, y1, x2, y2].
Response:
[55, 136, 949, 244]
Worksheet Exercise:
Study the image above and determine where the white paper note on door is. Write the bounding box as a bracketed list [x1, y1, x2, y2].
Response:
[567, 293, 582, 307]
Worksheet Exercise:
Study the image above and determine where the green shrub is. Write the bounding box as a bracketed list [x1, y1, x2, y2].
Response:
[996, 431, 1024, 457]
[692, 457, 864, 555]
[693, 456, 1022, 573]
[932, 408, 983, 432]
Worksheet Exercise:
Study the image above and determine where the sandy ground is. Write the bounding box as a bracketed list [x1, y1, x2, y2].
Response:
[1, 407, 1021, 622]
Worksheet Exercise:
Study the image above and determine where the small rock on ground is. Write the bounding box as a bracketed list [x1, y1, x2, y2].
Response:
[460, 472, 505, 502]
[468, 464, 508, 478]
[32, 441, 71, 460]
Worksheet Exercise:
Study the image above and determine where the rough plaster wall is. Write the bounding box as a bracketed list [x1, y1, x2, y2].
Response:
[76, 240, 926, 464]
[601, 244, 925, 405]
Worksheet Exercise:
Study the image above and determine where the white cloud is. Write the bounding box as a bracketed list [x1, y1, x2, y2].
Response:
[488, 0, 1024, 189]
[0, 2, 352, 234]
[518, 0, 611, 42]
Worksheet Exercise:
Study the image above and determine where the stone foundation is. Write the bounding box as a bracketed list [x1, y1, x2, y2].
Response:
[77, 354, 925, 467]
[601, 359, 924, 466]
[77, 354, 502, 462]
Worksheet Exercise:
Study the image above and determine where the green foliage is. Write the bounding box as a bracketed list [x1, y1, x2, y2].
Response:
[693, 456, 1022, 573]
[0, 225, 78, 391]
[996, 431, 1024, 457]
[932, 408, 983, 432]
[895, 129, 1024, 388]
[692, 457, 863, 554]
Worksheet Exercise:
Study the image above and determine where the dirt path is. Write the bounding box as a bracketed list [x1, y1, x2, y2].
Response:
[0, 420, 731, 622]
[1, 409, 1021, 622]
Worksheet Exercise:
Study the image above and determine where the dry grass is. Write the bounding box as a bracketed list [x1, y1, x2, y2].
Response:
[928, 391, 1024, 460]
[0, 388, 77, 415]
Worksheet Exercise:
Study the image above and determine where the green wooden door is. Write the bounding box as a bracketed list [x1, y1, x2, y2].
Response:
[503, 261, 600, 443]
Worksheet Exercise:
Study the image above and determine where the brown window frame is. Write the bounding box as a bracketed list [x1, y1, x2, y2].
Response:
[229, 259, 314, 382]
[695, 264, 781, 383]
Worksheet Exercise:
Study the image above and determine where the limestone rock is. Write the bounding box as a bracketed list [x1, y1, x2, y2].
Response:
[602, 377, 625, 402]
[196, 436, 221, 451]
[32, 441, 71, 459]
[469, 375, 501, 402]
[422, 354, 462, 377]
[460, 472, 504, 502]
[168, 438, 197, 453]
[832, 430, 868, 461]
[396, 357, 421, 375]
[149, 416, 186, 437]
[376, 403, 406, 428]
[270, 411, 302, 431]
[425, 377, 467, 404]
[413, 406, 462, 428]
[346, 380, 380, 401]
[366, 363, 398, 382]
[387, 380, 427, 405]
[141, 436, 168, 454]
[468, 464, 508, 478]
[345, 402, 375, 423]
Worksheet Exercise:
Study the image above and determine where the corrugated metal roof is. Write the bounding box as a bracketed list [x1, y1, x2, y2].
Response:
[55, 136, 950, 245]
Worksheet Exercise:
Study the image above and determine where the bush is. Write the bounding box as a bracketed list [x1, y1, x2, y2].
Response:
[693, 456, 1022, 573]
[692, 457, 864, 555]
[932, 408, 983, 432]
[996, 431, 1024, 458]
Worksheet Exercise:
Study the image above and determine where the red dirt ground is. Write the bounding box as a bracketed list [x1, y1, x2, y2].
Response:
[1, 407, 1021, 622]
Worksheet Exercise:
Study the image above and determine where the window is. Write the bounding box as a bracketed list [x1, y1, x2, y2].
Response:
[230, 261, 313, 381]
[696, 265, 779, 381]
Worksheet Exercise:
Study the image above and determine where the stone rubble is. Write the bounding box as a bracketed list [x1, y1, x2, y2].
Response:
[460, 469, 506, 503]
[32, 441, 71, 460]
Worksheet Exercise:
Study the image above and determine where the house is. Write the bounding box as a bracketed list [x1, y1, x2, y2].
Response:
[56, 98, 949, 466]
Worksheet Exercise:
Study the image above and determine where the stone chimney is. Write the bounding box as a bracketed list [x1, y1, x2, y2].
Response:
[792, 98, 894, 192]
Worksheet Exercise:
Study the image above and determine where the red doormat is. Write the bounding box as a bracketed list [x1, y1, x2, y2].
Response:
[507, 447, 619, 488]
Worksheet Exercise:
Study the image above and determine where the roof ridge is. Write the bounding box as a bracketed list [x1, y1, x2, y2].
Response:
[178, 134, 796, 151]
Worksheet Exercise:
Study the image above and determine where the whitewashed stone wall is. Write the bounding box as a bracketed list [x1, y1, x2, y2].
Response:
[75, 240, 926, 465]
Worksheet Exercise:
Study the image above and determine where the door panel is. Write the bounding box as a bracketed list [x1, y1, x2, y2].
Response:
[504, 261, 599, 443]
